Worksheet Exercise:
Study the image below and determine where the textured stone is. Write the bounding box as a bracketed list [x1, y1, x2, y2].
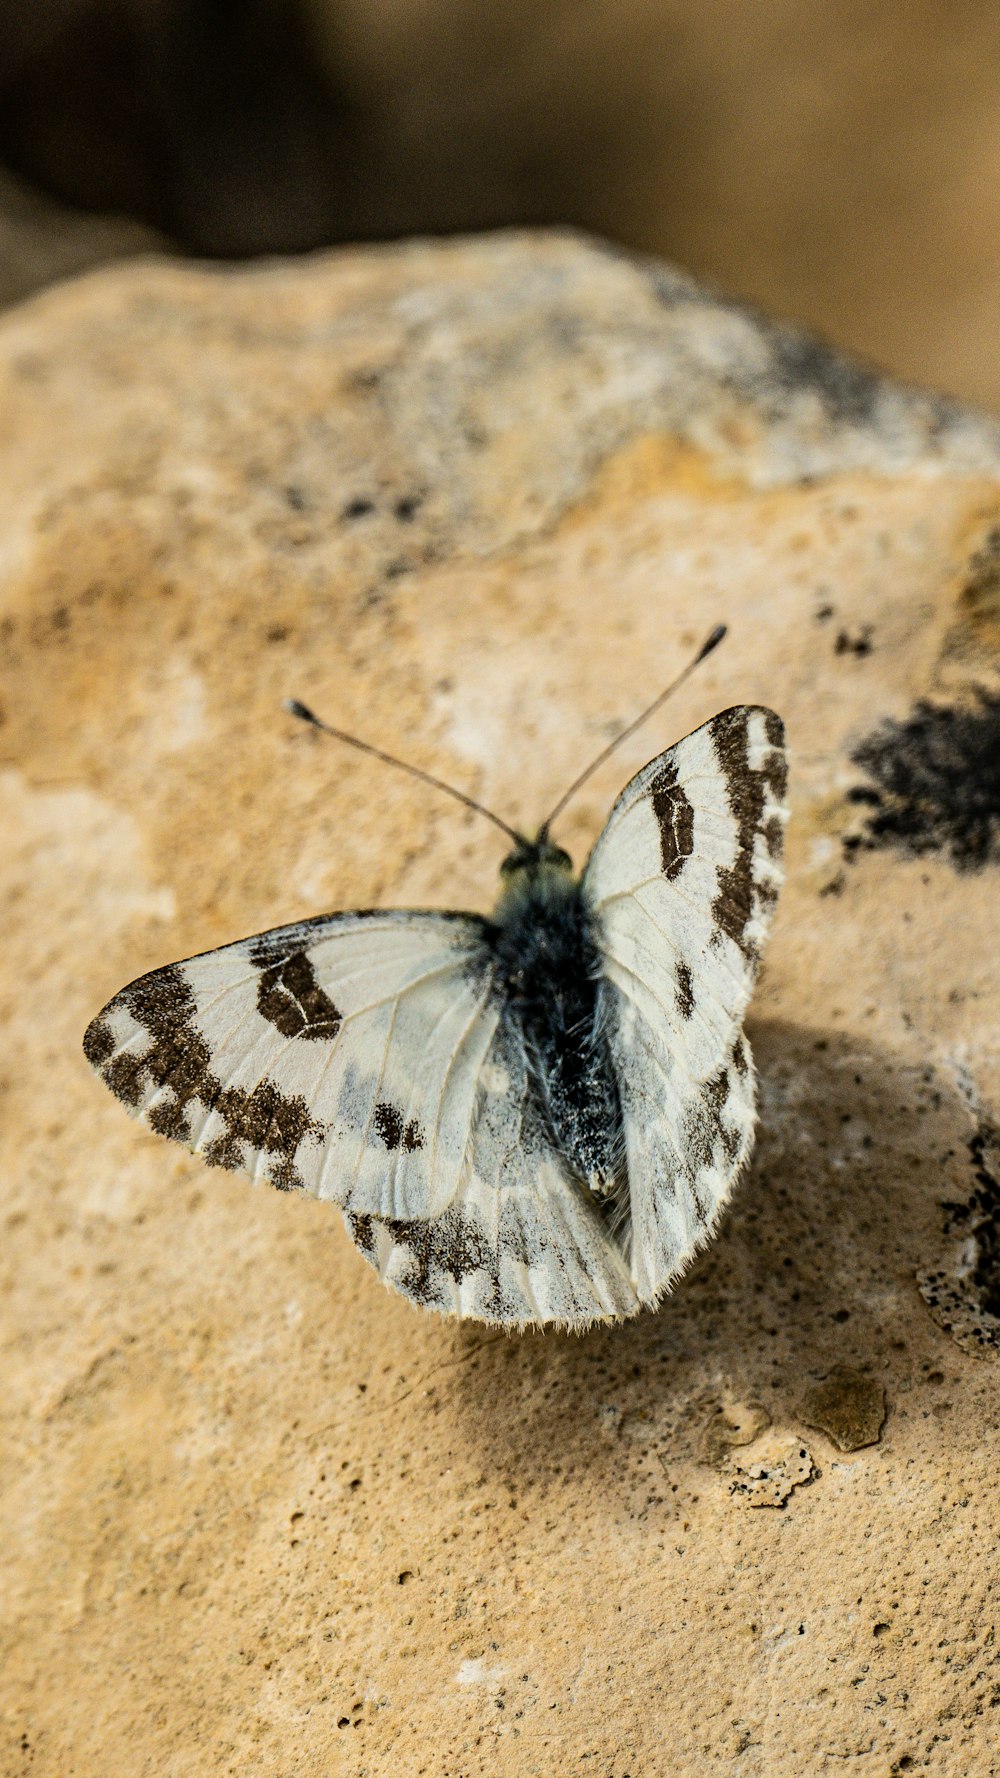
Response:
[728, 1435, 818, 1508]
[3, 231, 1000, 1776]
[799, 1366, 887, 1452]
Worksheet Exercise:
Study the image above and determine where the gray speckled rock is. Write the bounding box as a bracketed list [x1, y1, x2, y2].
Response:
[3, 230, 1000, 1777]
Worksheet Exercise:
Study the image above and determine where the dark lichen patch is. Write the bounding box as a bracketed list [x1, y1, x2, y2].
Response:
[644, 265, 898, 430]
[759, 326, 885, 426]
[847, 694, 1000, 870]
[798, 1366, 886, 1451]
[968, 1126, 1000, 1319]
[918, 1119, 1000, 1354]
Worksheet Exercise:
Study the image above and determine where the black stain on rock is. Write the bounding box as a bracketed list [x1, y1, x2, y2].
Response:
[847, 694, 1000, 870]
[918, 1118, 1000, 1354]
[835, 625, 874, 657]
[759, 327, 884, 427]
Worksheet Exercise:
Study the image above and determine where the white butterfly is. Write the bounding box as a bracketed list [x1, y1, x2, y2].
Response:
[84, 642, 786, 1329]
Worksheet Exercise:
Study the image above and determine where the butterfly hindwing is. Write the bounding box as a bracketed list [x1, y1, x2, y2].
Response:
[347, 1017, 640, 1326]
[583, 705, 787, 1303]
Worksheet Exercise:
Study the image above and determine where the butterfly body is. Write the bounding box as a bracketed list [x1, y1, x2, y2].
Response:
[84, 704, 787, 1329]
[486, 838, 624, 1207]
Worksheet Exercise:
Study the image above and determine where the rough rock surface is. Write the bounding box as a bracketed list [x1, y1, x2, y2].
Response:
[3, 231, 1000, 1775]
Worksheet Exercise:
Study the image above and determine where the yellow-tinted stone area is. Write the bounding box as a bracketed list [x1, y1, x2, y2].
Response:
[2, 233, 1000, 1775]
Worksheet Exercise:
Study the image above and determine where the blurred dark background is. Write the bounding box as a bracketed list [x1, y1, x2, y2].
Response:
[1, 0, 998, 408]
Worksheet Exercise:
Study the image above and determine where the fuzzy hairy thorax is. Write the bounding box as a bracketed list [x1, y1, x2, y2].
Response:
[487, 832, 626, 1214]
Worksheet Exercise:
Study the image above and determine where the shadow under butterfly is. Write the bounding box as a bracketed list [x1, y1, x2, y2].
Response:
[83, 626, 788, 1329]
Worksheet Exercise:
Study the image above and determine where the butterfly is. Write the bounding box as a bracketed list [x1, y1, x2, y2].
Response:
[83, 629, 787, 1328]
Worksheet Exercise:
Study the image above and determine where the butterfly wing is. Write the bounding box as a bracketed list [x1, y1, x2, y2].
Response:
[582, 705, 787, 1304]
[346, 1016, 640, 1326]
[83, 909, 500, 1221]
[84, 907, 638, 1326]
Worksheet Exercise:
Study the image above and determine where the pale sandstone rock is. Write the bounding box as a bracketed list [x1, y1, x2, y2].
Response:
[728, 1435, 819, 1508]
[2, 231, 1000, 1775]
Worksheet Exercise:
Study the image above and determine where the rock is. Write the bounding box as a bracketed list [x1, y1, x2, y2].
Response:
[729, 1434, 818, 1507]
[799, 1366, 887, 1452]
[918, 1110, 1000, 1356]
[3, 230, 1000, 1776]
[701, 1394, 771, 1466]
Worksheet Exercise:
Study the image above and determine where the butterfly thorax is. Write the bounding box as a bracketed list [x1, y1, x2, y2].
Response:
[487, 840, 625, 1207]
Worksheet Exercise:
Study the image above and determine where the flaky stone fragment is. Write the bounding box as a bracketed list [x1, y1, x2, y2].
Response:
[729, 1435, 818, 1507]
[799, 1367, 887, 1452]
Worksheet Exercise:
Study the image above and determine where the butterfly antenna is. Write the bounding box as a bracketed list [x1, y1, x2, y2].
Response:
[284, 699, 529, 846]
[538, 623, 727, 839]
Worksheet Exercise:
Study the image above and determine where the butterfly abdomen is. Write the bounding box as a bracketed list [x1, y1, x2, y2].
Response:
[487, 859, 625, 1208]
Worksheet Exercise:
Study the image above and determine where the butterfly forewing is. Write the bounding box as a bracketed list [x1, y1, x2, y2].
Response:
[83, 910, 497, 1220]
[583, 705, 787, 1303]
[84, 907, 639, 1326]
